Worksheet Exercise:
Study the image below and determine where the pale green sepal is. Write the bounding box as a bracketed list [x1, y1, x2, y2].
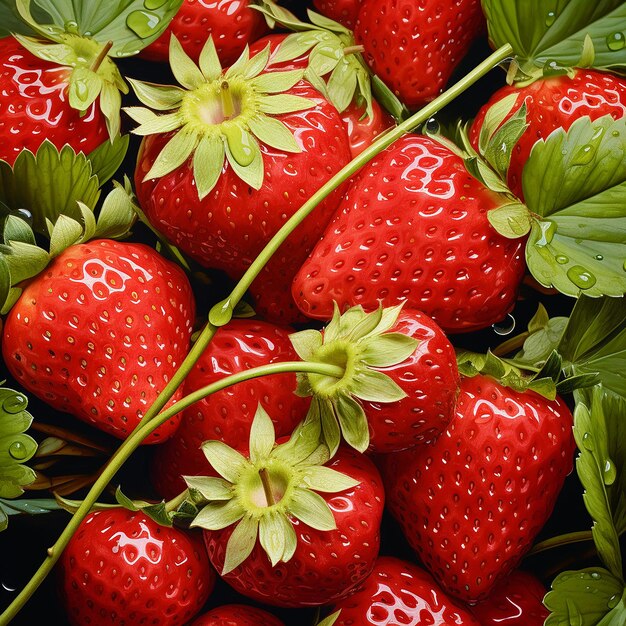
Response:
[12, 35, 72, 65]
[290, 328, 324, 361]
[273, 414, 323, 466]
[333, 394, 369, 453]
[579, 33, 596, 68]
[223, 514, 259, 574]
[124, 106, 160, 126]
[308, 41, 341, 77]
[201, 440, 250, 483]
[478, 92, 521, 155]
[289, 487, 336, 531]
[360, 333, 418, 368]
[348, 306, 383, 341]
[144, 129, 199, 180]
[482, 103, 528, 180]
[276, 511, 298, 562]
[295, 372, 313, 397]
[225, 46, 251, 80]
[184, 476, 233, 502]
[301, 466, 359, 493]
[242, 45, 271, 80]
[48, 215, 83, 257]
[488, 203, 532, 239]
[259, 94, 316, 115]
[370, 303, 405, 337]
[2, 216, 36, 246]
[464, 157, 512, 194]
[87, 133, 129, 186]
[251, 69, 305, 94]
[224, 137, 264, 190]
[4, 241, 49, 284]
[351, 369, 407, 403]
[307, 8, 351, 34]
[327, 59, 357, 114]
[223, 125, 258, 168]
[249, 405, 276, 464]
[68, 67, 102, 112]
[127, 79, 186, 111]
[198, 37, 223, 82]
[259, 510, 287, 566]
[191, 498, 245, 531]
[131, 111, 184, 136]
[317, 611, 342, 626]
[305, 67, 331, 102]
[248, 116, 300, 153]
[77, 203, 96, 242]
[269, 34, 316, 66]
[94, 179, 136, 240]
[169, 35, 205, 90]
[193, 135, 225, 200]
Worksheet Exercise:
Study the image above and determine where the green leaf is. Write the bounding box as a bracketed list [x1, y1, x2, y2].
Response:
[193, 135, 225, 200]
[86, 134, 129, 185]
[3, 240, 50, 284]
[0, 142, 100, 236]
[351, 369, 407, 403]
[169, 34, 205, 90]
[222, 514, 259, 574]
[522, 115, 626, 298]
[259, 510, 287, 566]
[359, 333, 418, 368]
[192, 498, 245, 531]
[333, 393, 369, 453]
[0, 254, 10, 311]
[94, 180, 136, 240]
[248, 115, 300, 153]
[249, 405, 276, 464]
[259, 94, 315, 115]
[201, 440, 250, 483]
[48, 214, 83, 256]
[544, 567, 626, 626]
[300, 466, 359, 493]
[144, 129, 199, 180]
[488, 203, 533, 238]
[290, 329, 323, 362]
[184, 476, 233, 502]
[289, 487, 336, 531]
[2, 215, 36, 246]
[482, 0, 626, 77]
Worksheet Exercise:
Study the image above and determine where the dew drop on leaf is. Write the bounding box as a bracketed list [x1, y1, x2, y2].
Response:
[424, 117, 440, 134]
[209, 298, 234, 327]
[603, 458, 616, 486]
[545, 11, 556, 26]
[571, 143, 596, 166]
[608, 594, 620, 609]
[9, 441, 28, 461]
[126, 10, 162, 38]
[145, 0, 167, 8]
[536, 220, 556, 246]
[2, 393, 26, 414]
[491, 313, 516, 336]
[566, 266, 597, 290]
[595, 254, 604, 261]
[582, 432, 594, 451]
[589, 571, 600, 580]
[555, 255, 569, 265]
[606, 32, 626, 52]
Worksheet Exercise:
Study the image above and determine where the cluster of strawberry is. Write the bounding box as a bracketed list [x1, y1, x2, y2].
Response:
[0, 1, 624, 625]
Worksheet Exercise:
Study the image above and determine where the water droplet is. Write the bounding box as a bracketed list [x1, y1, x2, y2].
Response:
[545, 11, 556, 26]
[590, 571, 601, 580]
[536, 220, 556, 246]
[64, 20, 79, 34]
[492, 313, 516, 336]
[556, 255, 569, 265]
[12, 207, 33, 226]
[126, 10, 162, 38]
[9, 441, 28, 461]
[582, 432, 594, 451]
[145, 0, 167, 9]
[606, 32, 626, 51]
[603, 458, 616, 486]
[209, 298, 234, 327]
[595, 254, 604, 261]
[572, 143, 595, 165]
[607, 594, 620, 609]
[224, 125, 255, 166]
[74, 79, 90, 102]
[424, 117, 440, 134]
[567, 265, 597, 290]
[2, 393, 26, 414]
[543, 59, 566, 76]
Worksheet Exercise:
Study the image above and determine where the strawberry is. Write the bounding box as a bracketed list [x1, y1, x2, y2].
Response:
[58, 508, 214, 625]
[129, 38, 352, 323]
[312, 0, 364, 29]
[290, 304, 460, 453]
[467, 569, 549, 625]
[381, 374, 576, 602]
[329, 555, 481, 625]
[292, 134, 526, 333]
[141, 0, 267, 66]
[469, 69, 626, 199]
[151, 318, 310, 499]
[354, 0, 485, 109]
[0, 36, 112, 165]
[2, 239, 195, 443]
[190, 604, 284, 625]
[189, 407, 384, 608]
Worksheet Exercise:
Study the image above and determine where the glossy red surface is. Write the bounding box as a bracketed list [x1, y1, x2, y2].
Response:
[59, 509, 214, 625]
[190, 603, 285, 625]
[0, 37, 107, 165]
[312, 0, 364, 29]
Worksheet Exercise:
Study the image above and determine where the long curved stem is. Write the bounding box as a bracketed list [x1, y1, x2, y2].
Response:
[0, 361, 343, 625]
[527, 530, 594, 557]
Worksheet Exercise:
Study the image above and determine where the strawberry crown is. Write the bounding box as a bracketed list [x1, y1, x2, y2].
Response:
[7, 0, 185, 139]
[187, 405, 359, 575]
[125, 35, 316, 198]
[290, 304, 419, 454]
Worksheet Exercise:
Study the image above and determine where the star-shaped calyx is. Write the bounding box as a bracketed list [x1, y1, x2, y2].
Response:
[290, 304, 419, 454]
[125, 35, 316, 199]
[187, 405, 359, 575]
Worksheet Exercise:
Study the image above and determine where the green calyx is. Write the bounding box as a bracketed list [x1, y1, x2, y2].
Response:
[290, 304, 418, 453]
[125, 35, 315, 198]
[188, 405, 359, 575]
[254, 0, 376, 117]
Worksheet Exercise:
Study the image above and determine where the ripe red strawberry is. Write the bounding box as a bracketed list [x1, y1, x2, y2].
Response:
[312, 0, 364, 29]
[329, 556, 481, 625]
[151, 318, 310, 499]
[467, 569, 549, 625]
[191, 408, 384, 608]
[141, 0, 267, 65]
[290, 304, 460, 453]
[130, 39, 352, 323]
[2, 239, 195, 443]
[190, 604, 284, 625]
[58, 508, 214, 625]
[292, 134, 526, 333]
[381, 374, 575, 602]
[354, 0, 485, 109]
[469, 69, 626, 199]
[0, 36, 109, 165]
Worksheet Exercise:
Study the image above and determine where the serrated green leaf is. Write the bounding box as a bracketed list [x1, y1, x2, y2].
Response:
[482, 0, 626, 77]
[289, 487, 336, 531]
[300, 465, 359, 493]
[193, 134, 225, 200]
[222, 514, 259, 574]
[544, 567, 626, 626]
[0, 142, 100, 236]
[488, 203, 533, 238]
[184, 476, 233, 502]
[87, 134, 129, 185]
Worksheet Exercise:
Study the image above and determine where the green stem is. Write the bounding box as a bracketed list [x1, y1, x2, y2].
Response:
[527, 530, 594, 557]
[90, 41, 113, 73]
[0, 361, 343, 625]
[208, 43, 514, 327]
[164, 489, 190, 513]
